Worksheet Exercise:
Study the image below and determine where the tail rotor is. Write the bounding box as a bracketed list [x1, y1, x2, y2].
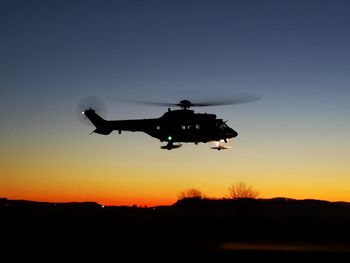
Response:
[76, 96, 107, 126]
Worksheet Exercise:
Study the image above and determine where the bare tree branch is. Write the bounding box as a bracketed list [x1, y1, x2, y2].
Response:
[178, 188, 204, 199]
[227, 182, 259, 199]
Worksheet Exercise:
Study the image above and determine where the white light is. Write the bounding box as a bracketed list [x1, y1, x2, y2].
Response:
[82, 111, 85, 115]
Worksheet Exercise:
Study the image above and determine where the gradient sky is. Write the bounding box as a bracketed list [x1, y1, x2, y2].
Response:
[1, 0, 350, 206]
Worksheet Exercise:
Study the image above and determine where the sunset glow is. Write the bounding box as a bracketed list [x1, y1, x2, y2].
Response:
[1, 1, 350, 206]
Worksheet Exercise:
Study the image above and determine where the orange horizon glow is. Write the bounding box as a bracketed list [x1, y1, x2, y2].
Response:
[0, 194, 176, 207]
[2, 192, 350, 207]
[2, 181, 350, 207]
[1, 128, 349, 207]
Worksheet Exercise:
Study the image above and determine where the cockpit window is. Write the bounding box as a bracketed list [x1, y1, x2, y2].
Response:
[216, 121, 227, 130]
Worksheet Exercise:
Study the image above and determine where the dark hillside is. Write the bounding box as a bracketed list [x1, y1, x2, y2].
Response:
[2, 197, 350, 260]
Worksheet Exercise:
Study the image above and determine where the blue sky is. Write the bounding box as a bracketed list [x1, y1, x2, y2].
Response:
[1, 0, 350, 205]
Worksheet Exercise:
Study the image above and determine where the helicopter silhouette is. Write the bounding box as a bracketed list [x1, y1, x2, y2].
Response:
[79, 95, 260, 150]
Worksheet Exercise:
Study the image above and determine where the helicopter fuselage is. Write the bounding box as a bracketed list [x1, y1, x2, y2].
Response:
[83, 108, 238, 148]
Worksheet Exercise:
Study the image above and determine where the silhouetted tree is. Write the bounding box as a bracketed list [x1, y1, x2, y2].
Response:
[177, 188, 204, 199]
[227, 182, 259, 199]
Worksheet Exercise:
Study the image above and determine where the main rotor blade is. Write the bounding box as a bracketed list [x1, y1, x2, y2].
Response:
[126, 101, 178, 107]
[192, 94, 261, 107]
[123, 93, 261, 108]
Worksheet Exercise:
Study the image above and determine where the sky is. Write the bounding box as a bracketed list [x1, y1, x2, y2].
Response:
[1, 0, 350, 206]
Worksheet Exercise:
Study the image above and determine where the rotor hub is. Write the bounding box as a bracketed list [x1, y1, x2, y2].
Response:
[177, 100, 193, 110]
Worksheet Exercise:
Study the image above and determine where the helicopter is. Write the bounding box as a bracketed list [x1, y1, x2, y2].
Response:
[79, 95, 260, 150]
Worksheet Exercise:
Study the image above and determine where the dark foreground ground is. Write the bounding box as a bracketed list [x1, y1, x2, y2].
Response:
[2, 197, 350, 260]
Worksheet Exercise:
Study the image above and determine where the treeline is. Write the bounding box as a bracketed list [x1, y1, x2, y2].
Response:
[178, 181, 259, 200]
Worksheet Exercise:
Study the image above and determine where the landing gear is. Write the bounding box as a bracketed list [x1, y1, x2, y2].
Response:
[210, 140, 232, 150]
[166, 142, 173, 150]
[160, 142, 182, 150]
